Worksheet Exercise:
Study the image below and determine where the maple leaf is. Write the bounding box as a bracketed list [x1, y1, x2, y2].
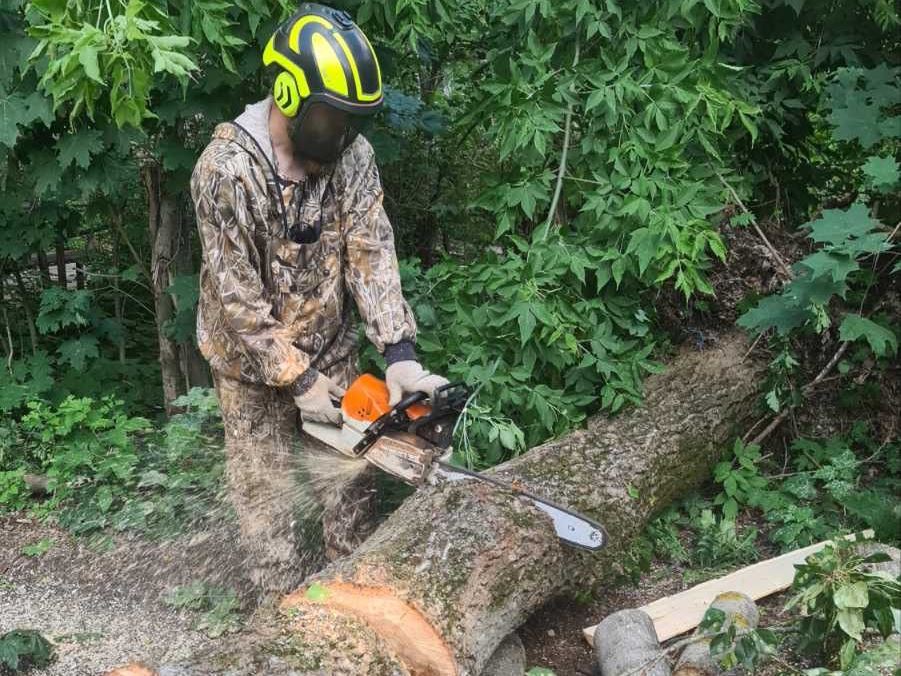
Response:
[56, 129, 104, 169]
[56, 335, 100, 371]
[828, 97, 882, 148]
[0, 88, 30, 148]
[799, 251, 859, 283]
[806, 204, 880, 246]
[862, 155, 900, 192]
[29, 150, 63, 196]
[839, 314, 898, 357]
[737, 295, 809, 335]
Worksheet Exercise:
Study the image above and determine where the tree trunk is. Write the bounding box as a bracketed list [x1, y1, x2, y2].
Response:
[55, 237, 67, 288]
[36, 250, 51, 288]
[261, 334, 763, 675]
[144, 164, 184, 415]
[112, 228, 127, 364]
[171, 198, 211, 390]
[12, 267, 38, 355]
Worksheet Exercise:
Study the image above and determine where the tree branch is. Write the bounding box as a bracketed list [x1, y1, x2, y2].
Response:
[717, 172, 794, 280]
[541, 35, 580, 240]
[748, 340, 849, 446]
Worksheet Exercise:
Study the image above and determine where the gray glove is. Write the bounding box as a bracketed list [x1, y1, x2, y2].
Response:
[385, 360, 449, 406]
[293, 372, 346, 425]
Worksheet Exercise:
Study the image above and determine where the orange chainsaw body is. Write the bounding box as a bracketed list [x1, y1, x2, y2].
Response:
[341, 374, 430, 423]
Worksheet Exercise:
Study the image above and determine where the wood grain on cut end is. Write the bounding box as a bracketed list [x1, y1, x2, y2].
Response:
[281, 582, 457, 675]
[105, 664, 156, 676]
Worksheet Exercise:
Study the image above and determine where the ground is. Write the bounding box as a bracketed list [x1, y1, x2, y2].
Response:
[0, 514, 249, 675]
[0, 512, 803, 676]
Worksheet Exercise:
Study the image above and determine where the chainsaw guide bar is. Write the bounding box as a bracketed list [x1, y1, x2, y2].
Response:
[303, 375, 608, 551]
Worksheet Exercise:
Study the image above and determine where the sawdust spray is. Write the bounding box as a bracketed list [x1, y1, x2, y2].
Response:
[296, 447, 370, 513]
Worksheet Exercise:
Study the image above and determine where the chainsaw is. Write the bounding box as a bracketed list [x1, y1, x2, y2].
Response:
[303, 374, 607, 551]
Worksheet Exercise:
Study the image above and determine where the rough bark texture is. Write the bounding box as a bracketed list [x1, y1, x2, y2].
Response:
[594, 609, 669, 676]
[673, 592, 759, 676]
[144, 165, 184, 415]
[269, 334, 764, 675]
[171, 202, 211, 390]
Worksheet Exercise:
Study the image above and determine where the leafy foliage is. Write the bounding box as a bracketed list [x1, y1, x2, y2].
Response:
[0, 630, 55, 673]
[697, 606, 779, 672]
[786, 540, 901, 667]
[164, 580, 243, 638]
[2, 389, 224, 537]
[738, 204, 894, 342]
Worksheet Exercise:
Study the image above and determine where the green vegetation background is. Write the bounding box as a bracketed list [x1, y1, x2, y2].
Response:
[0, 0, 898, 671]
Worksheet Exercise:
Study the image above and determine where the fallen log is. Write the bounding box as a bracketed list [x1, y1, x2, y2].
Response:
[271, 333, 764, 675]
[594, 609, 670, 676]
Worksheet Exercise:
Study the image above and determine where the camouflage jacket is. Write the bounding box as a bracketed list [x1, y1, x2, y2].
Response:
[190, 98, 417, 389]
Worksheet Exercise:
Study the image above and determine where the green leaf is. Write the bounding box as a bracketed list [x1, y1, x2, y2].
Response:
[78, 45, 104, 83]
[56, 129, 104, 169]
[305, 582, 330, 602]
[839, 314, 897, 357]
[0, 88, 30, 148]
[799, 251, 858, 283]
[56, 335, 100, 370]
[836, 607, 864, 641]
[834, 581, 868, 610]
[806, 204, 880, 247]
[737, 295, 808, 335]
[861, 155, 900, 192]
[518, 306, 536, 345]
[525, 669, 556, 676]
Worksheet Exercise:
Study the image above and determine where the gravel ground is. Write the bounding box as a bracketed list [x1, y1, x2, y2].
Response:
[0, 515, 249, 675]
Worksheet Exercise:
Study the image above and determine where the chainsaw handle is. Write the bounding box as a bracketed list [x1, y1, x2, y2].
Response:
[393, 390, 428, 413]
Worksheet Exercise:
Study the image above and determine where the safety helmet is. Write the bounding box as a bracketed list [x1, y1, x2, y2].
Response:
[263, 3, 383, 163]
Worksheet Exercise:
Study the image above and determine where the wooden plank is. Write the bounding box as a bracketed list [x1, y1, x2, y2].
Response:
[583, 530, 873, 644]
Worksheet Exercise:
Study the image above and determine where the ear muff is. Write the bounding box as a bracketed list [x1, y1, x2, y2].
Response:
[273, 71, 301, 117]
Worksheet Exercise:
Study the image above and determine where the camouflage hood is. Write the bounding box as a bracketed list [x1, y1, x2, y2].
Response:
[190, 97, 417, 389]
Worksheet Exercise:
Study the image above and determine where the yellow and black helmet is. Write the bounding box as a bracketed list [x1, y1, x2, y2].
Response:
[263, 3, 384, 118]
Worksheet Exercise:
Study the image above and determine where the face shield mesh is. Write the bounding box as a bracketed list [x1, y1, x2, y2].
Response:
[289, 102, 372, 164]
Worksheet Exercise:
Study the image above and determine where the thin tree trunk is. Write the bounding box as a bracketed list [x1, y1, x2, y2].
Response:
[36, 250, 51, 288]
[172, 198, 210, 390]
[12, 267, 38, 355]
[112, 224, 127, 364]
[55, 237, 67, 289]
[144, 164, 185, 415]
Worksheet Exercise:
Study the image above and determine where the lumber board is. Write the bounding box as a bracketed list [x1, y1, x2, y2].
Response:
[583, 530, 874, 644]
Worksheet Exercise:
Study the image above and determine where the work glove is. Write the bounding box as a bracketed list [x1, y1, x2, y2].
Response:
[385, 360, 449, 406]
[293, 371, 346, 426]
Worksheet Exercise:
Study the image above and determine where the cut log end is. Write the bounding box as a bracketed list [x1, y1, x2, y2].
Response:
[280, 582, 457, 675]
[594, 609, 670, 676]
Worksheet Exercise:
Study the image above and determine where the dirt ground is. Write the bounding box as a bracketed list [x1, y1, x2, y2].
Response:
[0, 513, 251, 675]
[0, 512, 799, 676]
[1, 511, 686, 675]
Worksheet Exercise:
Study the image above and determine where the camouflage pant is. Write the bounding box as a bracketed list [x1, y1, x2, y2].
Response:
[213, 361, 377, 596]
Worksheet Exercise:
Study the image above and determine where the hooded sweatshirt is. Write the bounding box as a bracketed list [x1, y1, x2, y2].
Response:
[190, 97, 416, 389]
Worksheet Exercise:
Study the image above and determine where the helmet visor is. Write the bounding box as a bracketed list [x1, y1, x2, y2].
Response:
[291, 102, 370, 165]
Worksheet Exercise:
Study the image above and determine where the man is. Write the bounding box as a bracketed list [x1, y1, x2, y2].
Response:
[190, 3, 448, 595]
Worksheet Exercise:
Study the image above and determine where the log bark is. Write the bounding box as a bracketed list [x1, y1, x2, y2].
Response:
[594, 609, 669, 676]
[268, 333, 764, 675]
